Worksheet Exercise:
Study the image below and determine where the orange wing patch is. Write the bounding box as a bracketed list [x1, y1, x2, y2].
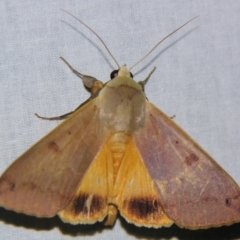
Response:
[114, 139, 173, 228]
[58, 135, 173, 227]
[58, 143, 110, 224]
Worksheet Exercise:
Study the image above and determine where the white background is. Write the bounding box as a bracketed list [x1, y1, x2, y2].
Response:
[0, 1, 240, 239]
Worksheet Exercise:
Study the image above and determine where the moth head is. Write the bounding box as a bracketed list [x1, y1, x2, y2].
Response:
[110, 65, 133, 79]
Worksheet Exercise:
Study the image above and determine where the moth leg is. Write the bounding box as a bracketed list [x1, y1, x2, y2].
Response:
[34, 98, 91, 121]
[138, 66, 156, 91]
[35, 58, 104, 121]
[35, 111, 74, 120]
[60, 56, 83, 79]
[60, 56, 104, 97]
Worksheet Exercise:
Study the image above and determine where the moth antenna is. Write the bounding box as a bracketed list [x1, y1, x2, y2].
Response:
[62, 9, 120, 69]
[129, 16, 199, 71]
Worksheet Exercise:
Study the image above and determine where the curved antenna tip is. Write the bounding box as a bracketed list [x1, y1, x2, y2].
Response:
[130, 16, 199, 71]
[61, 9, 120, 69]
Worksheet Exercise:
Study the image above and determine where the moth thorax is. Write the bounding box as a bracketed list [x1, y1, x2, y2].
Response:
[98, 81, 146, 133]
[108, 132, 131, 183]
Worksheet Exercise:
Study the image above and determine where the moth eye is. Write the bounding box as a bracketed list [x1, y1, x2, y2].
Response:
[110, 70, 133, 79]
[110, 70, 119, 79]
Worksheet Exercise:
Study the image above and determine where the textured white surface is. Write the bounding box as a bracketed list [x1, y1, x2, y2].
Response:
[0, 1, 240, 239]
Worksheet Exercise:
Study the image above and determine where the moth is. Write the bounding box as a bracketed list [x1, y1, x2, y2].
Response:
[0, 12, 240, 230]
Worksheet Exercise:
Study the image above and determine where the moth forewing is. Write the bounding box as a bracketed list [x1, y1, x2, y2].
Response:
[134, 102, 240, 229]
[0, 99, 109, 217]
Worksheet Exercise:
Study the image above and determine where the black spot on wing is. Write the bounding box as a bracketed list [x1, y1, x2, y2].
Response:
[0, 178, 15, 193]
[185, 153, 199, 166]
[71, 193, 105, 216]
[48, 141, 60, 152]
[124, 197, 161, 219]
[225, 198, 231, 207]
